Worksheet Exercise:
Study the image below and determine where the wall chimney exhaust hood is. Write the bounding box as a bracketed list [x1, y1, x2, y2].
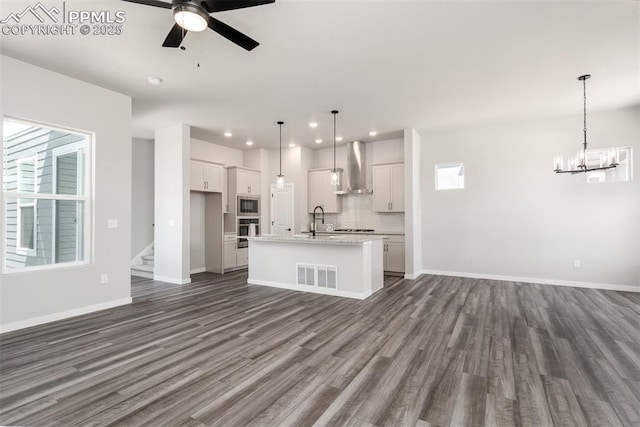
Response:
[334, 140, 372, 195]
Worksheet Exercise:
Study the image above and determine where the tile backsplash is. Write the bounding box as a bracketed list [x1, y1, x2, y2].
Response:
[310, 194, 405, 233]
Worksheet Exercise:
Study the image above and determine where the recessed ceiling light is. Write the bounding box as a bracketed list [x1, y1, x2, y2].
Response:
[336, 136, 343, 142]
[369, 131, 377, 136]
[147, 76, 163, 85]
[288, 143, 296, 148]
[246, 141, 254, 146]
[315, 139, 322, 144]
[309, 122, 318, 128]
[224, 132, 232, 137]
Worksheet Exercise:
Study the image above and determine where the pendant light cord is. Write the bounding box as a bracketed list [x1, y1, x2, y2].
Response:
[278, 121, 283, 176]
[332, 110, 338, 172]
[582, 76, 587, 152]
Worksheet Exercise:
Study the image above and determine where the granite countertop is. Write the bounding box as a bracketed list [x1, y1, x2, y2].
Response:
[247, 234, 386, 245]
[301, 230, 405, 236]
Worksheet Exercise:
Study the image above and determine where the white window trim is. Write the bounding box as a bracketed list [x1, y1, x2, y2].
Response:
[2, 117, 93, 274]
[16, 156, 37, 256]
[435, 162, 465, 191]
[52, 142, 86, 263]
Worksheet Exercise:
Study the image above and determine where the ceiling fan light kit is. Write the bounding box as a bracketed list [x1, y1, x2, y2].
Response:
[554, 74, 619, 175]
[121, 0, 275, 50]
[173, 3, 209, 32]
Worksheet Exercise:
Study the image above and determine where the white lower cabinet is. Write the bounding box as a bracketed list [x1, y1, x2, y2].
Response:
[224, 236, 248, 269]
[381, 235, 405, 273]
[236, 248, 248, 267]
[224, 240, 236, 269]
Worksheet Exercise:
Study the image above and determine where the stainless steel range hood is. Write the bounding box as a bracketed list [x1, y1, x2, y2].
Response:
[334, 140, 372, 195]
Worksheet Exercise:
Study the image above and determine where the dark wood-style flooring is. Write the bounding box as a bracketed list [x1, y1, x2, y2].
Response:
[1, 271, 639, 426]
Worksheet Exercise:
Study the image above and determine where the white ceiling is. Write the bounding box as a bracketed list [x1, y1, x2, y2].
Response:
[1, 0, 638, 150]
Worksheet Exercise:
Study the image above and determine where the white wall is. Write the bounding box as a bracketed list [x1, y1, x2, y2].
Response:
[267, 146, 312, 234]
[131, 138, 154, 258]
[191, 138, 243, 166]
[155, 124, 190, 284]
[0, 56, 132, 331]
[421, 106, 640, 289]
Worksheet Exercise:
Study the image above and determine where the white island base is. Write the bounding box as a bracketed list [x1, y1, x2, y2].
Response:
[247, 235, 385, 299]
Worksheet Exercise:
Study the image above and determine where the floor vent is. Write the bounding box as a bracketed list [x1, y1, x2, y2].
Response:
[297, 263, 315, 286]
[317, 265, 338, 289]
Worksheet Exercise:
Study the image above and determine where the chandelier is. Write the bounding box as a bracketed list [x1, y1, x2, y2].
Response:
[554, 74, 618, 174]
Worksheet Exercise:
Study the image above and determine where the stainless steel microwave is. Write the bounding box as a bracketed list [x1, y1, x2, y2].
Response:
[237, 196, 260, 216]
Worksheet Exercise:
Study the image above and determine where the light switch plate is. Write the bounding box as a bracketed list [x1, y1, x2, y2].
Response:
[107, 219, 118, 229]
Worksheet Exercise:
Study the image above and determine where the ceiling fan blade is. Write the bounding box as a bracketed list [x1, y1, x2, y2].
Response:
[207, 17, 259, 51]
[120, 0, 172, 9]
[200, 0, 274, 13]
[162, 24, 187, 47]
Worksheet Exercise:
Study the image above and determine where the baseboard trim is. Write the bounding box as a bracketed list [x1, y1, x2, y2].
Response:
[190, 268, 206, 274]
[0, 297, 132, 334]
[247, 279, 376, 300]
[420, 269, 640, 293]
[153, 274, 191, 285]
[404, 272, 420, 280]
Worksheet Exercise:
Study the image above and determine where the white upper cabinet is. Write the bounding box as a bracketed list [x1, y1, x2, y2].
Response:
[227, 166, 261, 196]
[308, 169, 341, 213]
[372, 163, 404, 212]
[190, 161, 223, 193]
[235, 168, 261, 195]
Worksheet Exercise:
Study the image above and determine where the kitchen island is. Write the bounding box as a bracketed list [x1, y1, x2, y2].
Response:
[247, 234, 385, 299]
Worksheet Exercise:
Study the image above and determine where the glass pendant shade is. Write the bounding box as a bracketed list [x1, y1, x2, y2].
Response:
[331, 170, 340, 186]
[276, 174, 285, 189]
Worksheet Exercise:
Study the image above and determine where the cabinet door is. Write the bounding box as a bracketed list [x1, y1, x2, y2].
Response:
[190, 162, 205, 191]
[222, 169, 228, 213]
[372, 165, 391, 212]
[308, 171, 323, 213]
[247, 171, 260, 195]
[204, 164, 223, 193]
[224, 241, 236, 269]
[236, 247, 249, 267]
[386, 242, 405, 272]
[390, 164, 404, 212]
[236, 170, 250, 194]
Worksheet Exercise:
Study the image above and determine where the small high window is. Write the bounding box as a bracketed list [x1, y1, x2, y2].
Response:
[586, 147, 633, 184]
[435, 162, 465, 190]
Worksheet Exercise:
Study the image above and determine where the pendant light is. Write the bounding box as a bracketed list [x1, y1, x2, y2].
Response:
[276, 121, 285, 189]
[330, 110, 340, 186]
[554, 74, 619, 174]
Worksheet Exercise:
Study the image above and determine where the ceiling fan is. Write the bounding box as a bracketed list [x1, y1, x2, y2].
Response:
[121, 0, 275, 51]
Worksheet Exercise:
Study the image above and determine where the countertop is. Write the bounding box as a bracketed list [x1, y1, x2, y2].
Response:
[247, 234, 386, 245]
[301, 230, 405, 236]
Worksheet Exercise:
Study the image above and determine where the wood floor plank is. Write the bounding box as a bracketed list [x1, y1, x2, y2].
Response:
[1, 272, 639, 426]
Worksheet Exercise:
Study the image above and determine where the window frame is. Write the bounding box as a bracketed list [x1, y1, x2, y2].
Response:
[2, 116, 93, 274]
[435, 162, 465, 191]
[15, 156, 38, 255]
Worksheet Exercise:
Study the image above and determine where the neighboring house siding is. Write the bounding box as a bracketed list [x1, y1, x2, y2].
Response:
[4, 126, 84, 269]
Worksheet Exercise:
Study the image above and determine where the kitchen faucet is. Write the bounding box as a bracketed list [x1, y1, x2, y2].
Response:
[311, 205, 325, 237]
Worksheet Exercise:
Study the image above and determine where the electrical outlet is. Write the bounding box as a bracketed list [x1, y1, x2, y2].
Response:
[101, 274, 108, 284]
[573, 259, 581, 268]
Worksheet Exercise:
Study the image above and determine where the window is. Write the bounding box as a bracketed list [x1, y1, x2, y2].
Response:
[3, 118, 91, 272]
[586, 147, 633, 184]
[435, 162, 465, 190]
